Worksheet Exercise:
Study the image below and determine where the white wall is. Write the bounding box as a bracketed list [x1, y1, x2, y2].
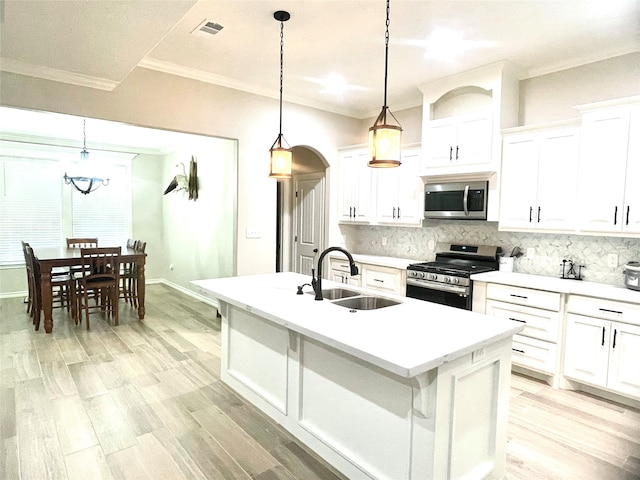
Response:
[160, 139, 237, 290]
[0, 67, 362, 278]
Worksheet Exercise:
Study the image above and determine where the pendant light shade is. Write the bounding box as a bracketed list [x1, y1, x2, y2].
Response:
[368, 0, 402, 168]
[269, 134, 292, 179]
[269, 10, 292, 180]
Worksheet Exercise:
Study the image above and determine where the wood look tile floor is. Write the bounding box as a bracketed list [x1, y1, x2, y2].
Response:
[1, 284, 639, 480]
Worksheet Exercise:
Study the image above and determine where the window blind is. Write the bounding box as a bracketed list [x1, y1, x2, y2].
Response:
[71, 164, 129, 246]
[0, 158, 63, 264]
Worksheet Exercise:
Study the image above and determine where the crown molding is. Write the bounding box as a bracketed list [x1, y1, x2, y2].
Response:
[0, 58, 119, 91]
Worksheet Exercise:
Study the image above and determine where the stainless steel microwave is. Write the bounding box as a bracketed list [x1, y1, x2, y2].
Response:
[424, 181, 488, 220]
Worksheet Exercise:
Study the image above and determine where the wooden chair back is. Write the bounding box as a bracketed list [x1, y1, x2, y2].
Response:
[67, 238, 98, 248]
[79, 247, 121, 281]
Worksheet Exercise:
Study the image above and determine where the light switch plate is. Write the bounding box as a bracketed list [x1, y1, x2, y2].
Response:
[246, 228, 261, 239]
[607, 253, 618, 268]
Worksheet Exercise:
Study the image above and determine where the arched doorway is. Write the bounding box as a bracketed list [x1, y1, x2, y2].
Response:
[277, 145, 328, 274]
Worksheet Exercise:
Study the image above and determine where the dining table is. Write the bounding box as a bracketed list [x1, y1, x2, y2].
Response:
[32, 245, 146, 333]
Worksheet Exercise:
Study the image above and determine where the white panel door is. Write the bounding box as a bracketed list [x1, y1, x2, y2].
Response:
[536, 128, 579, 231]
[623, 106, 640, 234]
[564, 314, 610, 387]
[294, 173, 324, 276]
[607, 321, 640, 399]
[577, 108, 630, 232]
[499, 134, 539, 229]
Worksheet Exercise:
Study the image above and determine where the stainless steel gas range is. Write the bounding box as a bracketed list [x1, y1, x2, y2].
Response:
[406, 243, 501, 310]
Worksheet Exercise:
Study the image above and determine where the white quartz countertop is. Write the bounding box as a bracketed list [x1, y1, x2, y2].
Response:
[329, 252, 418, 269]
[192, 272, 523, 378]
[471, 271, 640, 305]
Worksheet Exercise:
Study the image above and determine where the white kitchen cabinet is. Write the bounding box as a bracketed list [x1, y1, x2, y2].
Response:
[375, 147, 423, 226]
[337, 148, 373, 223]
[484, 283, 562, 383]
[423, 112, 492, 169]
[577, 104, 640, 234]
[499, 126, 579, 232]
[329, 257, 361, 286]
[361, 263, 405, 295]
[564, 295, 640, 399]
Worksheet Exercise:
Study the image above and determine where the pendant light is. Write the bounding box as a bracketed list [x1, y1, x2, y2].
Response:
[269, 10, 292, 179]
[368, 0, 402, 168]
[64, 118, 109, 195]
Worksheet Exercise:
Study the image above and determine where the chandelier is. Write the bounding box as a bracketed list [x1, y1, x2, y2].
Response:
[64, 118, 109, 195]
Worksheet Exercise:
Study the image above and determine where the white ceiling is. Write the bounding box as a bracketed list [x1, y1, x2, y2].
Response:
[1, 0, 639, 121]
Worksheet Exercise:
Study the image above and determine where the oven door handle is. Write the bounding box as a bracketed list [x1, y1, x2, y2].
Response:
[406, 278, 470, 296]
[463, 184, 470, 217]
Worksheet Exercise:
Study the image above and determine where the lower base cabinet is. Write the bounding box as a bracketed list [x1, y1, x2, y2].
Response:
[564, 312, 640, 399]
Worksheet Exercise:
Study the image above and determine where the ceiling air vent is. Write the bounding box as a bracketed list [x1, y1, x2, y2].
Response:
[192, 19, 224, 36]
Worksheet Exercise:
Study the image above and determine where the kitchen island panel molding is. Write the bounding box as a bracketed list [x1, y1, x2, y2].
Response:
[197, 273, 521, 480]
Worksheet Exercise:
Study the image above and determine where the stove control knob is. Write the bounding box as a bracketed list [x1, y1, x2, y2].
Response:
[449, 277, 460, 285]
[427, 273, 437, 281]
[443, 276, 452, 283]
[419, 272, 427, 279]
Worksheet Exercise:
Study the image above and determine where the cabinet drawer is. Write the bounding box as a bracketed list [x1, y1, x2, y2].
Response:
[362, 264, 404, 294]
[486, 300, 560, 343]
[511, 334, 557, 374]
[486, 283, 561, 311]
[330, 258, 361, 274]
[567, 295, 640, 325]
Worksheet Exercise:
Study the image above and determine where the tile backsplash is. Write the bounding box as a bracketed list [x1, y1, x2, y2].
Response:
[339, 221, 640, 287]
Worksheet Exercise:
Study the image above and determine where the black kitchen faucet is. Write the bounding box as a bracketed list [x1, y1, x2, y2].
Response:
[312, 247, 359, 301]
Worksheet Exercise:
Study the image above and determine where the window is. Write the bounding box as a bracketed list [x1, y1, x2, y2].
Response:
[0, 148, 131, 265]
[0, 157, 63, 264]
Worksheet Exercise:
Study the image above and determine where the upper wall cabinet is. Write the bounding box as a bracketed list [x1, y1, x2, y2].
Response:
[418, 62, 520, 178]
[576, 101, 640, 235]
[375, 146, 423, 226]
[337, 147, 373, 224]
[423, 112, 492, 169]
[499, 124, 579, 232]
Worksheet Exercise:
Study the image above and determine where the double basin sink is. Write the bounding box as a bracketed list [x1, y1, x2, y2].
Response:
[307, 288, 402, 311]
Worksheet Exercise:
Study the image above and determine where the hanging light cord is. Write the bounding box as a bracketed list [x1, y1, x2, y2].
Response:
[83, 119, 87, 150]
[383, 0, 390, 111]
[278, 19, 284, 138]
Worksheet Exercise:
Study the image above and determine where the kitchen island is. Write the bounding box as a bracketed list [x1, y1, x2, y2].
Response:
[193, 272, 523, 480]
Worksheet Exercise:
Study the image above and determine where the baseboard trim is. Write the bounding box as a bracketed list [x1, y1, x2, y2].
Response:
[1, 278, 219, 311]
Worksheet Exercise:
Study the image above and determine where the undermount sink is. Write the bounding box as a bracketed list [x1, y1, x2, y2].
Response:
[306, 288, 361, 300]
[332, 296, 402, 311]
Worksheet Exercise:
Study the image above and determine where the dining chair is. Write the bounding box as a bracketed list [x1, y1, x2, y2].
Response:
[76, 247, 121, 330]
[24, 243, 76, 330]
[120, 240, 146, 308]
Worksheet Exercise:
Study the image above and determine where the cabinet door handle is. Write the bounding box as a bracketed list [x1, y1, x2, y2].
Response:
[512, 348, 525, 354]
[509, 317, 527, 324]
[373, 278, 384, 283]
[393, 207, 396, 219]
[612, 329, 617, 349]
[455, 145, 459, 160]
[626, 206, 630, 226]
[397, 207, 401, 218]
[349, 206, 353, 218]
[614, 206, 618, 225]
[449, 146, 453, 161]
[510, 294, 528, 300]
[601, 326, 606, 346]
[538, 206, 541, 223]
[529, 206, 533, 223]
[599, 308, 623, 315]
[353, 207, 356, 218]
